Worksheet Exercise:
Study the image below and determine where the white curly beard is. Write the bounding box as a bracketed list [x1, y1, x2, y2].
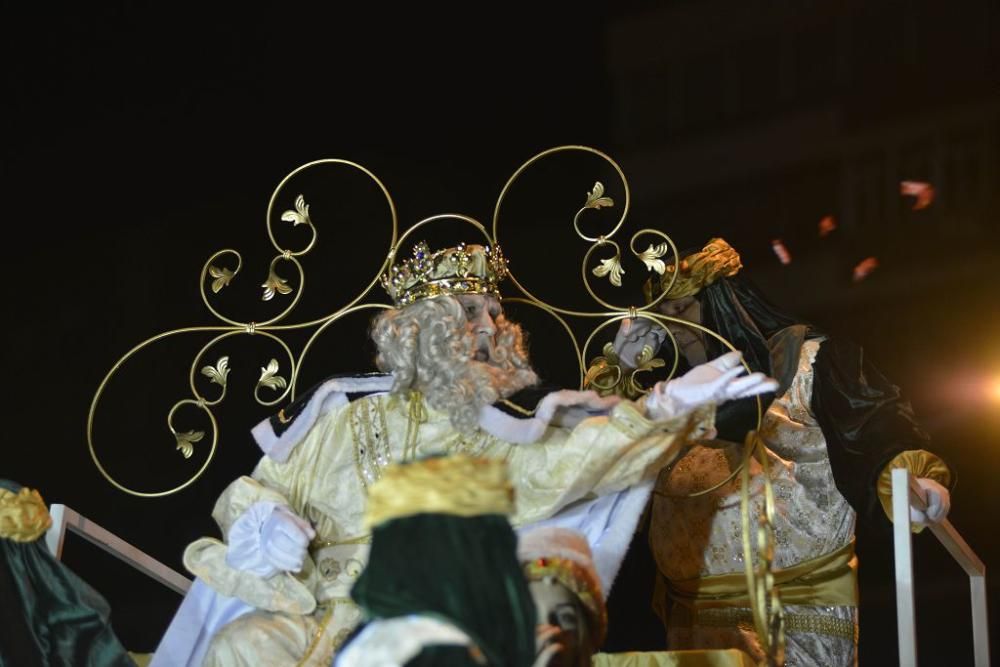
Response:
[371, 296, 539, 434]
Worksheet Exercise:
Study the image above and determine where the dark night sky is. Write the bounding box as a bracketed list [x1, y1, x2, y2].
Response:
[4, 4, 998, 664]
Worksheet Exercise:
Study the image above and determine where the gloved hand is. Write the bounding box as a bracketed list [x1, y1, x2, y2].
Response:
[226, 501, 316, 577]
[910, 477, 951, 526]
[613, 317, 667, 369]
[646, 350, 779, 420]
[260, 505, 316, 574]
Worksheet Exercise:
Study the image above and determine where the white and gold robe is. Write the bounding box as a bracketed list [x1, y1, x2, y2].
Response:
[152, 375, 712, 667]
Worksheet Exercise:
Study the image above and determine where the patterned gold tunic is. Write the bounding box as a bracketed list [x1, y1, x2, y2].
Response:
[651, 339, 859, 667]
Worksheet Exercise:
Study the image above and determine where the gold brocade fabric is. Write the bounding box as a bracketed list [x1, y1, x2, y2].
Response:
[592, 649, 756, 667]
[669, 606, 857, 642]
[188, 391, 712, 666]
[877, 449, 954, 531]
[0, 486, 52, 543]
[650, 339, 858, 667]
[202, 602, 355, 667]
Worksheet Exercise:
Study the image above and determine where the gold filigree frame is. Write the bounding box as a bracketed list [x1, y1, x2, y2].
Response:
[87, 146, 785, 662]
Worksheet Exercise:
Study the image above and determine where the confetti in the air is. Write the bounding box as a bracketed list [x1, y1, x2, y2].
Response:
[852, 256, 880, 282]
[900, 180, 935, 210]
[771, 239, 792, 265]
[818, 215, 837, 237]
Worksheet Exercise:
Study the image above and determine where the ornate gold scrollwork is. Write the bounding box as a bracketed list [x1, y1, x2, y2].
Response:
[90, 146, 784, 663]
[88, 159, 398, 498]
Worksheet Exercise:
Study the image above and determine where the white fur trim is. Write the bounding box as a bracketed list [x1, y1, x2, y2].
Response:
[257, 382, 620, 461]
[252, 375, 394, 462]
[334, 615, 472, 667]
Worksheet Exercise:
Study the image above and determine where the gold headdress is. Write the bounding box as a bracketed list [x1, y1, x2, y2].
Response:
[642, 237, 743, 303]
[380, 241, 507, 307]
[0, 487, 52, 543]
[363, 454, 514, 530]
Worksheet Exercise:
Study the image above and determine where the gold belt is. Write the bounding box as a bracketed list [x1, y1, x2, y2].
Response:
[671, 605, 856, 642]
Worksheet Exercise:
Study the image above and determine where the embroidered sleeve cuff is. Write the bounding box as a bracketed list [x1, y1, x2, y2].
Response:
[609, 400, 658, 439]
[612, 400, 715, 441]
[877, 449, 954, 531]
[184, 537, 316, 615]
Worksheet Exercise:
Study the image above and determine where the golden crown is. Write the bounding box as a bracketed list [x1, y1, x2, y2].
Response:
[381, 241, 508, 307]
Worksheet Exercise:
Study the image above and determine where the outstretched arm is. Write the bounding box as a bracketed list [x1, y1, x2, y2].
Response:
[508, 351, 777, 526]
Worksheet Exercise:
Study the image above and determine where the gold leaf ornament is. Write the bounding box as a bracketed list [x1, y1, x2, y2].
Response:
[585, 181, 615, 210]
[633, 344, 666, 372]
[200, 356, 231, 387]
[592, 254, 625, 287]
[208, 265, 235, 293]
[174, 430, 205, 459]
[280, 194, 312, 226]
[585, 343, 665, 399]
[638, 242, 670, 275]
[258, 358, 288, 391]
[261, 268, 294, 301]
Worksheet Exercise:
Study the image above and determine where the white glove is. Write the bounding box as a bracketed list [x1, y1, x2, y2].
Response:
[261, 505, 316, 573]
[910, 477, 951, 526]
[225, 501, 316, 577]
[646, 351, 779, 420]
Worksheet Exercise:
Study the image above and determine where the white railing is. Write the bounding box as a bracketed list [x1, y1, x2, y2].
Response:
[892, 468, 990, 667]
[45, 503, 192, 596]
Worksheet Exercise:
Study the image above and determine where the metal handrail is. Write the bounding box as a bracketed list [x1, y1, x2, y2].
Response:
[45, 503, 191, 596]
[892, 468, 989, 666]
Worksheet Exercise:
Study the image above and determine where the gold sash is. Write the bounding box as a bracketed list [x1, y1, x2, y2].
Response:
[593, 649, 756, 667]
[667, 539, 858, 610]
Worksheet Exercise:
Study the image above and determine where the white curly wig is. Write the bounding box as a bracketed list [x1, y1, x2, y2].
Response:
[371, 295, 538, 433]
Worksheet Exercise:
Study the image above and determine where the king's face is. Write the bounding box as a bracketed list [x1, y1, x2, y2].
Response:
[456, 294, 503, 363]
